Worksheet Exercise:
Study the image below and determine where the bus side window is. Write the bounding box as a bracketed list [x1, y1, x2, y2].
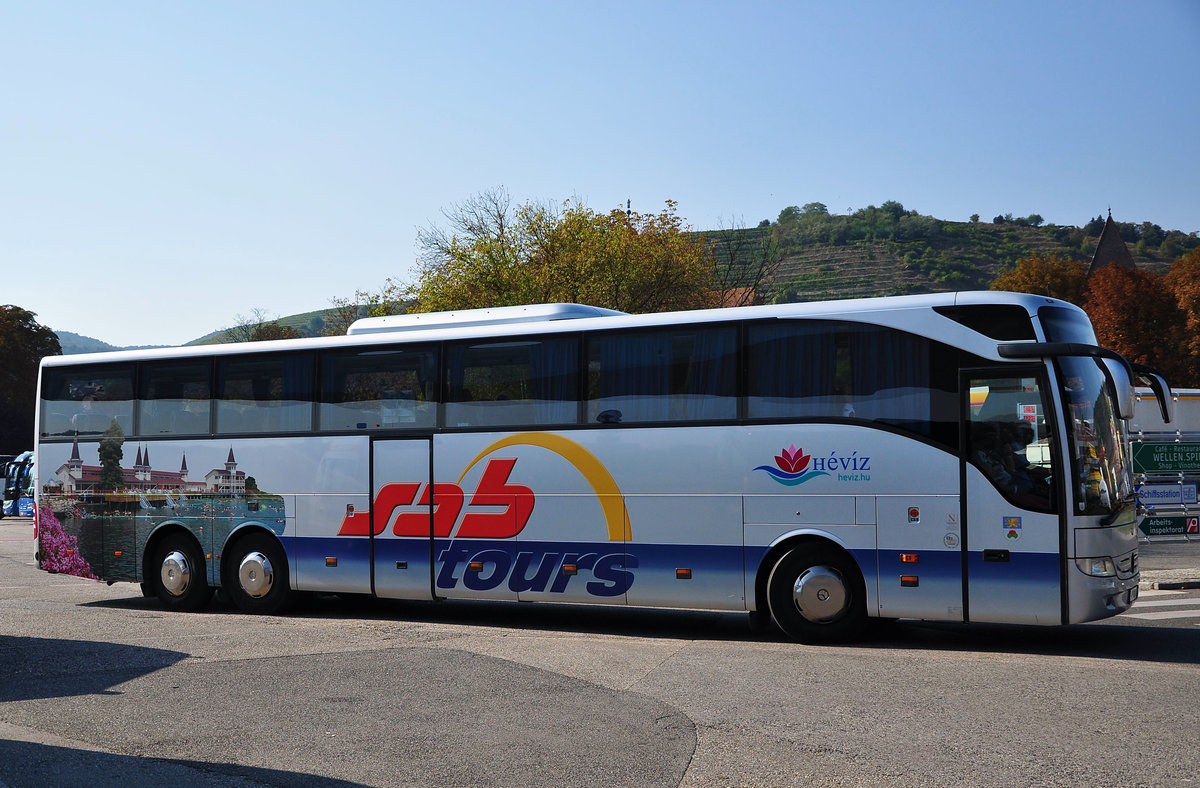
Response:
[586, 326, 736, 424]
[967, 376, 1055, 512]
[445, 337, 578, 428]
[318, 345, 438, 431]
[216, 353, 313, 434]
[746, 321, 949, 445]
[138, 360, 212, 436]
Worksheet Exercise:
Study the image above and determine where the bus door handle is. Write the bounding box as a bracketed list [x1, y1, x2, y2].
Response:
[983, 549, 1010, 563]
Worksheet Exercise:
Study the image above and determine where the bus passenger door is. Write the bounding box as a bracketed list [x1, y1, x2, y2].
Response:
[963, 372, 1063, 625]
[371, 438, 435, 600]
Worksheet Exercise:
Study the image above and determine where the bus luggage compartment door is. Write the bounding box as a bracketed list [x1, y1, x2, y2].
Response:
[875, 495, 964, 621]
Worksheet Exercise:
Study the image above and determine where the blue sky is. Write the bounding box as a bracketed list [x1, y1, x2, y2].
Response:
[4, 0, 1199, 347]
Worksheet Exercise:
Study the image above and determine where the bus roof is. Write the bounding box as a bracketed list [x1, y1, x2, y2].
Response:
[40, 290, 1080, 368]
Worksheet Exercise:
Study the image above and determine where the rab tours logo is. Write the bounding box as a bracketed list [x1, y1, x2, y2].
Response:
[753, 444, 871, 485]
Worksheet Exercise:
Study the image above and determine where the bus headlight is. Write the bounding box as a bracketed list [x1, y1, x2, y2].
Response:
[1075, 557, 1117, 577]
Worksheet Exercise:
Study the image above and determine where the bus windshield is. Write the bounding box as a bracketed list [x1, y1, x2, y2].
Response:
[1059, 356, 1131, 515]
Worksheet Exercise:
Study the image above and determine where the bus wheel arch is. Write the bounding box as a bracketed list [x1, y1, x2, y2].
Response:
[144, 526, 212, 612]
[221, 528, 292, 615]
[758, 537, 867, 644]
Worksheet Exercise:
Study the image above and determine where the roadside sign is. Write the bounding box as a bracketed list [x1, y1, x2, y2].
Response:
[1139, 515, 1198, 537]
[1132, 442, 1200, 474]
[1135, 483, 1199, 508]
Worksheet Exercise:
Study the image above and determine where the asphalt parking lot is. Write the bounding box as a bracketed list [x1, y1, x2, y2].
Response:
[3, 518, 1200, 787]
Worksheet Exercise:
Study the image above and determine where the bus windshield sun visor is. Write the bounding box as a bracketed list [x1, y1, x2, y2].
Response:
[997, 342, 1173, 424]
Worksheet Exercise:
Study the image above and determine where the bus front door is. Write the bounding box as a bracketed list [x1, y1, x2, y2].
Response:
[963, 372, 1063, 625]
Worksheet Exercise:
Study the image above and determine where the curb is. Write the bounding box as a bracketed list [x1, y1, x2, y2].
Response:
[1155, 580, 1200, 590]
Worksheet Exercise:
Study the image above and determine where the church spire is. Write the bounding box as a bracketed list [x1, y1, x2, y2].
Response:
[1088, 211, 1136, 276]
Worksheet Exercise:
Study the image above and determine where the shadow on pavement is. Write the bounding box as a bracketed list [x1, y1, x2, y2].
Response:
[0, 741, 363, 788]
[0, 636, 188, 703]
[861, 618, 1200, 665]
[80, 586, 1200, 665]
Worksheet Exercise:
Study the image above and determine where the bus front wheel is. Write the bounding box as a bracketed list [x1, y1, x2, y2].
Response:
[225, 532, 292, 615]
[766, 544, 866, 644]
[150, 533, 211, 612]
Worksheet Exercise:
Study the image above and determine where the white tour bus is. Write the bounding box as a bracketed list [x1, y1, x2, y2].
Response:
[33, 292, 1170, 642]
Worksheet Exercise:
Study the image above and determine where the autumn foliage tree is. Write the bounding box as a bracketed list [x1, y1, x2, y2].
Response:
[1084, 264, 1190, 383]
[1165, 247, 1200, 382]
[399, 188, 726, 314]
[990, 252, 1089, 305]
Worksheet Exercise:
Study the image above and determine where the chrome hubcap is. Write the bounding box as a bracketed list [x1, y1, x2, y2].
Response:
[793, 565, 848, 623]
[238, 551, 274, 598]
[160, 550, 191, 597]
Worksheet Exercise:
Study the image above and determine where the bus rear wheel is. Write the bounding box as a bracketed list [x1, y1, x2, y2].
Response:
[150, 532, 211, 612]
[225, 532, 292, 615]
[767, 544, 866, 644]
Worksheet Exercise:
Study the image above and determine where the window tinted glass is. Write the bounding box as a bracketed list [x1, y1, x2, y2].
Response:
[746, 321, 959, 447]
[138, 361, 212, 435]
[40, 364, 135, 438]
[216, 353, 313, 434]
[1058, 357, 1130, 515]
[587, 326, 737, 424]
[1039, 306, 1097, 344]
[967, 374, 1057, 512]
[445, 337, 578, 427]
[934, 305, 1035, 340]
[320, 346, 438, 430]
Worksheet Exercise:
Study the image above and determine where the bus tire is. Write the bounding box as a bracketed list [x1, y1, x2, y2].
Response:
[225, 531, 291, 615]
[766, 544, 866, 644]
[150, 532, 211, 612]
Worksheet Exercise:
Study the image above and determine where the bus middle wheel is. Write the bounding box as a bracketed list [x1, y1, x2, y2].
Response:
[226, 532, 292, 615]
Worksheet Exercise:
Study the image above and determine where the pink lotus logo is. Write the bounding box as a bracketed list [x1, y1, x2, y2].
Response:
[754, 444, 830, 486]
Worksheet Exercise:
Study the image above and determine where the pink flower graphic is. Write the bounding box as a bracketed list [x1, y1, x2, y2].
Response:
[38, 507, 96, 579]
[774, 445, 810, 474]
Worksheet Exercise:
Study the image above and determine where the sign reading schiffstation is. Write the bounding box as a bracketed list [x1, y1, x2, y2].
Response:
[1132, 442, 1200, 474]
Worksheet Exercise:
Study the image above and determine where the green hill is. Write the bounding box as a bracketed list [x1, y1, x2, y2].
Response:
[708, 204, 1197, 304]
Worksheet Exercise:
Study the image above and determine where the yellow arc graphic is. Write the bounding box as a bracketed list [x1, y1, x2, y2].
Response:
[456, 433, 632, 542]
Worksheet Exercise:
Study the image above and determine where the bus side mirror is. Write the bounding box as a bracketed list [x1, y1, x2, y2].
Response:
[1101, 358, 1135, 421]
[1134, 368, 1174, 425]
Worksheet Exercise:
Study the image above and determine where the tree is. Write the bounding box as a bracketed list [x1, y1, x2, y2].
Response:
[707, 218, 784, 307]
[1084, 264, 1189, 382]
[98, 418, 125, 491]
[404, 189, 722, 314]
[990, 252, 1089, 305]
[0, 305, 61, 454]
[1164, 247, 1200, 384]
[222, 308, 303, 343]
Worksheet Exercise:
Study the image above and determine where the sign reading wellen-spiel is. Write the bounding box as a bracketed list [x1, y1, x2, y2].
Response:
[1132, 442, 1200, 474]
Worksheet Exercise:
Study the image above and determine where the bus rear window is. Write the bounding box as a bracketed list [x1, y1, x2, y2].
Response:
[40, 365, 134, 438]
